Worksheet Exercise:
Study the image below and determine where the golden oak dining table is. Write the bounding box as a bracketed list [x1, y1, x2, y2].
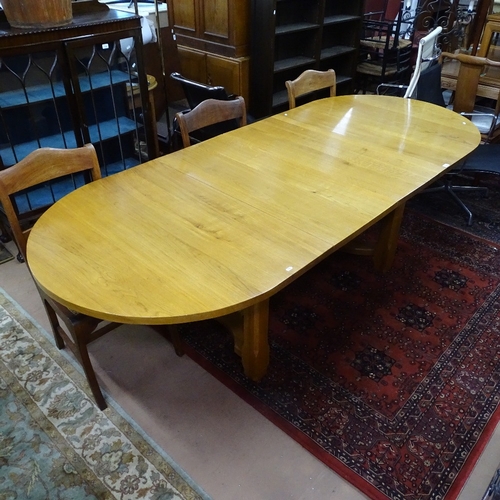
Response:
[27, 95, 480, 382]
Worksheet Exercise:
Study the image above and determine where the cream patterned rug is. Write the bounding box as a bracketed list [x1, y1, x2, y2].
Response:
[0, 288, 209, 500]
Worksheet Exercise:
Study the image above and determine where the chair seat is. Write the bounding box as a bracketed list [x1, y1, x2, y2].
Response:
[357, 61, 403, 76]
[461, 144, 500, 173]
[471, 104, 500, 135]
[360, 37, 412, 50]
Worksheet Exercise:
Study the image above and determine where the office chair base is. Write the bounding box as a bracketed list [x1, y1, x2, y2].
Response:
[425, 183, 488, 226]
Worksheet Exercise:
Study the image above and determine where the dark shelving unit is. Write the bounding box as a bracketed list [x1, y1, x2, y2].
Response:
[250, 0, 363, 118]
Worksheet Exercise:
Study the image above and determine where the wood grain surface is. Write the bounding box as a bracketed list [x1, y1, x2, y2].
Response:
[28, 95, 480, 326]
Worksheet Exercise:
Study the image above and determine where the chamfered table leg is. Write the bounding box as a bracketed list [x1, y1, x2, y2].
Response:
[373, 203, 405, 272]
[241, 299, 270, 381]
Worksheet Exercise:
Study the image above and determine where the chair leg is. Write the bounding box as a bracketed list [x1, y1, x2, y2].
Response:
[169, 325, 184, 357]
[73, 323, 107, 410]
[424, 183, 488, 226]
[152, 325, 184, 357]
[44, 305, 107, 410]
[446, 187, 474, 226]
[449, 185, 489, 196]
[41, 297, 66, 349]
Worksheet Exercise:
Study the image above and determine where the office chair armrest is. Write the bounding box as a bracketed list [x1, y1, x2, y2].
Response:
[461, 111, 499, 141]
[460, 112, 497, 118]
[376, 83, 408, 96]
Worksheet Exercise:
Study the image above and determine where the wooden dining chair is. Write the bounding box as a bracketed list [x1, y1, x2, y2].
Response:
[356, 0, 414, 94]
[285, 69, 336, 109]
[441, 51, 500, 144]
[0, 145, 184, 410]
[0, 145, 119, 410]
[175, 96, 247, 148]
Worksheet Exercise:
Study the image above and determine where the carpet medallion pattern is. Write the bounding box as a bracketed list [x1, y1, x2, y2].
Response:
[182, 213, 500, 500]
[0, 292, 207, 500]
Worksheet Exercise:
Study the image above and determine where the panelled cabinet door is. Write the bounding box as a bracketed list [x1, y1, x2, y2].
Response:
[203, 0, 229, 39]
[169, 0, 250, 57]
[206, 54, 238, 88]
[176, 46, 249, 105]
[177, 46, 208, 83]
[170, 0, 197, 32]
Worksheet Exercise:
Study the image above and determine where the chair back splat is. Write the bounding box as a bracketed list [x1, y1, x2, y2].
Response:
[0, 144, 101, 259]
[175, 96, 247, 148]
[285, 69, 336, 109]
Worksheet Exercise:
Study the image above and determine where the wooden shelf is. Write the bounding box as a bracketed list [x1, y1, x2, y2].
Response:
[320, 46, 356, 60]
[250, 0, 363, 118]
[1, 132, 78, 166]
[274, 56, 317, 73]
[272, 89, 289, 108]
[0, 70, 131, 108]
[275, 23, 320, 35]
[324, 14, 360, 25]
[336, 75, 352, 86]
[0, 116, 138, 166]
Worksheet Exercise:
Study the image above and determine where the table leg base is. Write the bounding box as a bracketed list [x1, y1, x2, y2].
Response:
[218, 300, 270, 381]
[373, 203, 405, 272]
[341, 204, 405, 272]
[216, 205, 405, 380]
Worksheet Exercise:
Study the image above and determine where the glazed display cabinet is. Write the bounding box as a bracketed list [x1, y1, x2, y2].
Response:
[0, 0, 157, 242]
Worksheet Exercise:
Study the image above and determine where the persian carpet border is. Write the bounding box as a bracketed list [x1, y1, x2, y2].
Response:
[182, 213, 500, 500]
[0, 287, 210, 500]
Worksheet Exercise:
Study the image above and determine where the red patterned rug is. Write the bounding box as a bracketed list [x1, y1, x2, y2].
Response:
[181, 211, 500, 500]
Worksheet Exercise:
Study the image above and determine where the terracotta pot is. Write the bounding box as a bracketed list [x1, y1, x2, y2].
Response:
[1, 0, 73, 29]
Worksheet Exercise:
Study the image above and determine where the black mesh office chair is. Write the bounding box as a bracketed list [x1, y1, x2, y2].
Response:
[415, 62, 496, 225]
[414, 62, 445, 106]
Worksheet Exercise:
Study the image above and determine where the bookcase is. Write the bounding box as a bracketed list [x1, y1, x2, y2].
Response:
[0, 1, 156, 239]
[250, 0, 364, 118]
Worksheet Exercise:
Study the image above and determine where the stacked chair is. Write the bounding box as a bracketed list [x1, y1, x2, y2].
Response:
[356, 0, 416, 93]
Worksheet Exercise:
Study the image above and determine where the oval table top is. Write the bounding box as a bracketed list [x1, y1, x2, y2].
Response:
[27, 94, 480, 325]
